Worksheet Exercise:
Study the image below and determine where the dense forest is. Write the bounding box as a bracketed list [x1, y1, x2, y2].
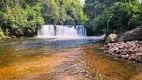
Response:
[0, 0, 142, 38]
[84, 0, 142, 35]
[0, 0, 86, 38]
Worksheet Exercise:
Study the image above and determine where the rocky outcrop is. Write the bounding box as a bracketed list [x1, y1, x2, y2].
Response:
[104, 41, 142, 62]
[120, 27, 142, 41]
[105, 34, 118, 44]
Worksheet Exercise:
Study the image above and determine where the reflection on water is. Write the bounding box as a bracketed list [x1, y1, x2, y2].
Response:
[0, 38, 142, 80]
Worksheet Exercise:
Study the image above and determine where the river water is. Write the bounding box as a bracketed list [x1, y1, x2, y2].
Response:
[0, 38, 142, 80]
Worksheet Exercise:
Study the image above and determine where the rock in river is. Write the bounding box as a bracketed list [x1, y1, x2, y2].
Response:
[105, 34, 118, 44]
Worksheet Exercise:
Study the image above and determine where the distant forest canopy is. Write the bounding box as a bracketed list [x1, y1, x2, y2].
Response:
[0, 0, 87, 38]
[84, 0, 142, 35]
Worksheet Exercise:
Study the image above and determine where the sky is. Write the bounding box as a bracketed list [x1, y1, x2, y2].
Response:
[79, 0, 85, 4]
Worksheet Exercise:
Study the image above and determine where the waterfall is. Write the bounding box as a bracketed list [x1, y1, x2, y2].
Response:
[37, 25, 86, 38]
[76, 25, 87, 36]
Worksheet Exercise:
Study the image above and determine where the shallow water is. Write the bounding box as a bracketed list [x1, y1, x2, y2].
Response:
[0, 38, 142, 80]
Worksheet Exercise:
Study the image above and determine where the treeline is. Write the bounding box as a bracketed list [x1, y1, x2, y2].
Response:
[0, 0, 86, 38]
[84, 0, 142, 35]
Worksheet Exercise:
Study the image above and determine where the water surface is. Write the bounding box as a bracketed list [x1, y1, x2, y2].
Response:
[0, 38, 142, 80]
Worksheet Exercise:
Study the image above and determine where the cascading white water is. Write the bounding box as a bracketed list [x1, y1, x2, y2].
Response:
[75, 25, 87, 36]
[37, 25, 86, 38]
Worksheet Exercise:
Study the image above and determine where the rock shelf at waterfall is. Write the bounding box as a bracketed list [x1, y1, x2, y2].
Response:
[37, 25, 87, 38]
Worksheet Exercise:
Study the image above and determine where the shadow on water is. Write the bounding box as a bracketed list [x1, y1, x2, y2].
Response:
[0, 38, 142, 80]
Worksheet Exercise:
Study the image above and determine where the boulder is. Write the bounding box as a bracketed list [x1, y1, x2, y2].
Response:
[105, 34, 118, 44]
[121, 27, 142, 41]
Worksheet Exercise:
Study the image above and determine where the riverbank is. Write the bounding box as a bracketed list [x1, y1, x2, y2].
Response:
[103, 27, 142, 62]
[104, 41, 142, 62]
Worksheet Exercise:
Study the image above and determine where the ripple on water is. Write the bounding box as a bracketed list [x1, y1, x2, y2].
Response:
[0, 39, 142, 80]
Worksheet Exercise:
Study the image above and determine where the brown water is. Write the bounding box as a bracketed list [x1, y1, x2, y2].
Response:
[0, 38, 142, 80]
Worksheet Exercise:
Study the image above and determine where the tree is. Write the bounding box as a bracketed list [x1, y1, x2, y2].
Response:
[84, 0, 139, 19]
[41, 0, 87, 25]
[109, 2, 141, 31]
[84, 0, 141, 35]
[0, 0, 44, 37]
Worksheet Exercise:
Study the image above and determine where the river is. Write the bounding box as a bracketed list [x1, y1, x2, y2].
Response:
[0, 38, 142, 80]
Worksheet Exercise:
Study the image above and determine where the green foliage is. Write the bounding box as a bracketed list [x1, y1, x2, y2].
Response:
[85, 13, 109, 35]
[42, 0, 87, 25]
[0, 0, 86, 37]
[84, 0, 142, 35]
[84, 0, 139, 19]
[84, 0, 119, 19]
[0, 0, 45, 37]
[25, 4, 44, 31]
[110, 2, 141, 30]
[2, 4, 44, 36]
[41, 0, 60, 24]
[3, 6, 27, 29]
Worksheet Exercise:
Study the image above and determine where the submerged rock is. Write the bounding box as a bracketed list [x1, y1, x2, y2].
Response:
[104, 41, 142, 62]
